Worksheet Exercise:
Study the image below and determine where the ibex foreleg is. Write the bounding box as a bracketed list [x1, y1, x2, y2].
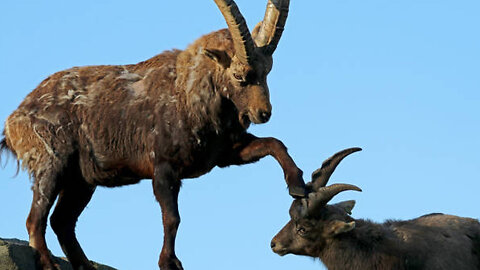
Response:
[225, 134, 306, 198]
[152, 162, 183, 270]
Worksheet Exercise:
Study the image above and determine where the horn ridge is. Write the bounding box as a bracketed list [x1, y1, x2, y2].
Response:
[304, 184, 362, 217]
[214, 0, 255, 64]
[253, 0, 290, 55]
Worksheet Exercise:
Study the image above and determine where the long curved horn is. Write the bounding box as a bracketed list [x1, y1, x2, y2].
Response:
[310, 147, 362, 190]
[213, 0, 255, 64]
[253, 0, 290, 55]
[309, 184, 362, 208]
[290, 147, 363, 220]
[291, 184, 362, 220]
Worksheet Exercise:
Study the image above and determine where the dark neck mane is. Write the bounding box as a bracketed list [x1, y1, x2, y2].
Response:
[319, 219, 410, 270]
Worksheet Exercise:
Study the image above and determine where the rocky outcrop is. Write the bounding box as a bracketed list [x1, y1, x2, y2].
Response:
[0, 238, 116, 270]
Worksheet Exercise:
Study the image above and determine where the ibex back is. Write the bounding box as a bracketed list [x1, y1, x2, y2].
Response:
[0, 1, 306, 269]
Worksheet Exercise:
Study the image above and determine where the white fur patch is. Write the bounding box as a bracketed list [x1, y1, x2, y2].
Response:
[118, 72, 142, 81]
[130, 80, 147, 97]
[32, 124, 55, 157]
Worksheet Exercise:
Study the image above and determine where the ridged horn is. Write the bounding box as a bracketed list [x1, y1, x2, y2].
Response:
[213, 0, 255, 64]
[310, 147, 362, 191]
[308, 184, 362, 210]
[253, 0, 290, 55]
[290, 184, 362, 220]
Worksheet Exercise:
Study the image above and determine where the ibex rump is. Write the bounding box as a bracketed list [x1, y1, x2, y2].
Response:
[1, 1, 306, 269]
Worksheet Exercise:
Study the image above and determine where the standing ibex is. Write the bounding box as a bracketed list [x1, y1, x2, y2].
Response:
[271, 148, 480, 270]
[0, 1, 306, 269]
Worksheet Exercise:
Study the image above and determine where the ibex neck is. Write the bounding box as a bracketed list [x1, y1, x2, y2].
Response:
[319, 219, 407, 270]
[174, 50, 244, 135]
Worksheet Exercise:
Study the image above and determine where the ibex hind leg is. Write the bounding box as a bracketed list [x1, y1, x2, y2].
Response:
[50, 170, 96, 270]
[26, 159, 64, 270]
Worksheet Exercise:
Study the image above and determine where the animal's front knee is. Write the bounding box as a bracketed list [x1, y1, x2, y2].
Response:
[164, 214, 181, 230]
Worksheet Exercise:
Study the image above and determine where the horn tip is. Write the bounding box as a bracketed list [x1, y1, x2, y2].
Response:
[350, 147, 362, 153]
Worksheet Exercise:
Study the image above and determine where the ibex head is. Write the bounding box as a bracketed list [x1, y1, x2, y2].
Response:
[271, 148, 362, 256]
[180, 0, 289, 128]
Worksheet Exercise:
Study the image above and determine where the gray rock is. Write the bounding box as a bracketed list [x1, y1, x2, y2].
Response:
[0, 238, 116, 270]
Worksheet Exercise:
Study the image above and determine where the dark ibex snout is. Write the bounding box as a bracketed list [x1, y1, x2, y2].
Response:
[258, 109, 271, 123]
[270, 237, 288, 256]
[270, 240, 276, 249]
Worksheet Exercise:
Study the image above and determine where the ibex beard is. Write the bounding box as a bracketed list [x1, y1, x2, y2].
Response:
[0, 1, 306, 270]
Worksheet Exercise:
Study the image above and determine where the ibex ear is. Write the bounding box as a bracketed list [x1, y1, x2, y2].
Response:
[327, 220, 356, 237]
[333, 200, 356, 215]
[203, 49, 231, 69]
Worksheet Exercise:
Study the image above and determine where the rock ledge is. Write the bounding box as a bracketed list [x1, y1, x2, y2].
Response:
[0, 238, 116, 270]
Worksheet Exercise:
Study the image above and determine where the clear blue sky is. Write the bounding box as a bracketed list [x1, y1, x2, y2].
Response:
[1, 1, 479, 269]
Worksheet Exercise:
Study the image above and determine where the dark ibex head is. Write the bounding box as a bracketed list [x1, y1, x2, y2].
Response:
[179, 0, 289, 128]
[271, 148, 362, 257]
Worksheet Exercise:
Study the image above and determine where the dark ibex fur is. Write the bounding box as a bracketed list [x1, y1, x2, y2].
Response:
[1, 1, 306, 269]
[271, 148, 480, 270]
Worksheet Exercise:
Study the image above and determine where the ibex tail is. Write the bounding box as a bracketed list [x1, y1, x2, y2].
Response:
[0, 133, 19, 176]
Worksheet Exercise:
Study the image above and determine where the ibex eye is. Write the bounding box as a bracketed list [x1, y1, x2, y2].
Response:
[297, 227, 307, 235]
[233, 73, 244, 81]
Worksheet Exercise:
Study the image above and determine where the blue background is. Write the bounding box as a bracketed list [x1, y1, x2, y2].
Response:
[1, 1, 479, 269]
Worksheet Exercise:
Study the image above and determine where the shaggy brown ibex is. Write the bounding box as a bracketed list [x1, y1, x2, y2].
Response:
[272, 148, 480, 270]
[0, 1, 306, 269]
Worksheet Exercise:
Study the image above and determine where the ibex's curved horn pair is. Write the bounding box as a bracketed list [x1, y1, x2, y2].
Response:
[290, 148, 362, 220]
[213, 0, 289, 64]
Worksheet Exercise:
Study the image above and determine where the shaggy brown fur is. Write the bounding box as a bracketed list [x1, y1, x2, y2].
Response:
[271, 149, 480, 269]
[1, 1, 305, 269]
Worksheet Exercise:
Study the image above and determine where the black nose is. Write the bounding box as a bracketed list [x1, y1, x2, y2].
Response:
[270, 241, 276, 249]
[259, 110, 271, 122]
